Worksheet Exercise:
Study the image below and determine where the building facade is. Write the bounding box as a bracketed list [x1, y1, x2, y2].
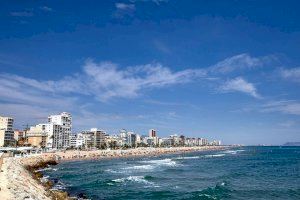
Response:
[149, 129, 156, 137]
[0, 116, 14, 147]
[48, 112, 72, 149]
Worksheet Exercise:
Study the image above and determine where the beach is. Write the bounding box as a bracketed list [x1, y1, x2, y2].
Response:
[0, 146, 227, 200]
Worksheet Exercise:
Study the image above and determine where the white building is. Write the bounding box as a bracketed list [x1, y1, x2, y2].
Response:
[48, 112, 72, 149]
[76, 128, 106, 149]
[149, 129, 156, 137]
[127, 131, 136, 147]
[159, 137, 172, 147]
[69, 134, 77, 147]
[170, 134, 180, 146]
[0, 116, 14, 147]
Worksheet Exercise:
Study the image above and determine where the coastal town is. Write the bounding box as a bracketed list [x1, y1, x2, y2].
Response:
[0, 112, 225, 200]
[0, 112, 221, 155]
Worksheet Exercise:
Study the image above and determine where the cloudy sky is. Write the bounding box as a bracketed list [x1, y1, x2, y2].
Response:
[0, 0, 300, 145]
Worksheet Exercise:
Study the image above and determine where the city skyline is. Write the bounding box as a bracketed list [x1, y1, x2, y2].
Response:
[0, 1, 300, 145]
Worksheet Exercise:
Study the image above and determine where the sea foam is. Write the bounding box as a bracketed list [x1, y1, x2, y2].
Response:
[204, 154, 226, 158]
[175, 156, 200, 160]
[111, 175, 158, 188]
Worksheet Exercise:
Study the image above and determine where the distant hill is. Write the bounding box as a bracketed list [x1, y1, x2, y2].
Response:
[283, 142, 300, 146]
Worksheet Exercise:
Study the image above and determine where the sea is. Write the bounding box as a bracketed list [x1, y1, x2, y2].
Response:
[43, 146, 300, 200]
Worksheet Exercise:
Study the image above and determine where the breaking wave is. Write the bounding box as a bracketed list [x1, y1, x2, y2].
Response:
[204, 154, 226, 158]
[111, 176, 159, 188]
[175, 156, 200, 160]
[139, 158, 178, 167]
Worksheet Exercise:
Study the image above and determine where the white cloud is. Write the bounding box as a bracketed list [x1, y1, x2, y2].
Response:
[219, 77, 260, 98]
[83, 61, 205, 100]
[40, 6, 53, 12]
[0, 60, 206, 102]
[262, 100, 300, 115]
[115, 3, 135, 11]
[280, 67, 300, 82]
[209, 53, 273, 74]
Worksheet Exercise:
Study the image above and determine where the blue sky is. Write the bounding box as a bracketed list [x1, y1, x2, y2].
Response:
[0, 0, 300, 145]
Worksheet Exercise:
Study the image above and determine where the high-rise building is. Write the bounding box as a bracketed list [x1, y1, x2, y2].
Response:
[90, 128, 106, 149]
[149, 129, 156, 137]
[48, 112, 72, 148]
[127, 131, 136, 147]
[0, 116, 14, 147]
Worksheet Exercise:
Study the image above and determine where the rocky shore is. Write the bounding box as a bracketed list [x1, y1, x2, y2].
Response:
[0, 146, 228, 200]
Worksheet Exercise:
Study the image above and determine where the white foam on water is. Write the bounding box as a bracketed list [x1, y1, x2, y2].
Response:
[204, 154, 226, 158]
[40, 175, 49, 183]
[123, 164, 155, 171]
[111, 176, 161, 188]
[199, 194, 217, 200]
[105, 169, 119, 173]
[140, 158, 178, 167]
[35, 167, 52, 172]
[175, 156, 200, 160]
[223, 150, 238, 154]
[223, 149, 245, 154]
[51, 181, 67, 190]
[112, 176, 155, 186]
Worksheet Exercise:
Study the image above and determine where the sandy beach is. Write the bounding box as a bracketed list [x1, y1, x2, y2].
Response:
[0, 146, 228, 200]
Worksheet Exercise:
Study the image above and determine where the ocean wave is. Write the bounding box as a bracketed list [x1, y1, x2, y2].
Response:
[175, 156, 200, 160]
[35, 167, 53, 172]
[123, 164, 155, 171]
[35, 167, 59, 172]
[111, 158, 181, 173]
[223, 149, 245, 154]
[194, 182, 230, 199]
[111, 175, 159, 188]
[40, 175, 50, 183]
[204, 154, 226, 158]
[104, 169, 119, 173]
[140, 158, 178, 167]
[51, 181, 67, 191]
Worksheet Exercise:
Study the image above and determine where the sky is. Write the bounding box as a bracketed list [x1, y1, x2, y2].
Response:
[0, 0, 300, 145]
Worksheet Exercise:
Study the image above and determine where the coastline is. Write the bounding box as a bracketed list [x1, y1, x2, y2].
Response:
[0, 146, 229, 200]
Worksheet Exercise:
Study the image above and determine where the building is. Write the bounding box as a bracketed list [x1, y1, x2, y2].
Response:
[0, 116, 14, 147]
[211, 140, 221, 146]
[76, 133, 84, 147]
[69, 134, 77, 147]
[105, 134, 119, 149]
[149, 129, 156, 137]
[127, 131, 136, 147]
[179, 135, 185, 146]
[14, 130, 25, 141]
[159, 137, 172, 147]
[48, 112, 72, 149]
[77, 128, 106, 149]
[170, 134, 180, 146]
[90, 128, 106, 149]
[26, 124, 47, 148]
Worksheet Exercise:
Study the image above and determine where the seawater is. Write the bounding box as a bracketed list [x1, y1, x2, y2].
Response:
[44, 147, 300, 199]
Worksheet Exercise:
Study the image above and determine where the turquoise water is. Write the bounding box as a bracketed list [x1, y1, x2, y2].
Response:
[44, 147, 300, 199]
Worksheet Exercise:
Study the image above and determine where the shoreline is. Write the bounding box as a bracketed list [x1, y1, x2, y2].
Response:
[0, 146, 229, 200]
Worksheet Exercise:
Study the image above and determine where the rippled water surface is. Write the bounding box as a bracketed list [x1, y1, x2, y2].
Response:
[44, 147, 300, 199]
